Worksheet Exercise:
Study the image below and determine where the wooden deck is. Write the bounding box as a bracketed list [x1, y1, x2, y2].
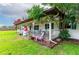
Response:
[30, 36, 61, 48]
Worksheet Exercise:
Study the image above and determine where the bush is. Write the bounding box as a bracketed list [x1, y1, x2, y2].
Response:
[59, 29, 70, 40]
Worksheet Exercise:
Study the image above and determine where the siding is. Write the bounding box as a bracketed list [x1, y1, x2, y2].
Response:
[69, 29, 79, 40]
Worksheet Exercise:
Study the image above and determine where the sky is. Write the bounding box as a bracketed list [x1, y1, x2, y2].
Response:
[0, 3, 40, 27]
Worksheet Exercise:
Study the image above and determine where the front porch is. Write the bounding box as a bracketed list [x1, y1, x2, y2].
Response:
[30, 29, 60, 40]
[28, 28, 61, 48]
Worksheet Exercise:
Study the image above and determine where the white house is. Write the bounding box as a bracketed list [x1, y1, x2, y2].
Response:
[14, 8, 79, 41]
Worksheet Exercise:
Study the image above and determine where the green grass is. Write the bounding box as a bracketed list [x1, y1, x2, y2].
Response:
[0, 31, 79, 55]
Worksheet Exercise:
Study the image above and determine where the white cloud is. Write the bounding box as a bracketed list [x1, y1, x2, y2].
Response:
[0, 3, 40, 18]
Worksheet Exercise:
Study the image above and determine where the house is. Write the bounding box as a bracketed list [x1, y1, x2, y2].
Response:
[14, 7, 79, 41]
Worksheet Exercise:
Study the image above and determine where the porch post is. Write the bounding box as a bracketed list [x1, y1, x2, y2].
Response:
[15, 25, 17, 30]
[49, 22, 51, 40]
[32, 22, 35, 35]
[49, 22, 57, 44]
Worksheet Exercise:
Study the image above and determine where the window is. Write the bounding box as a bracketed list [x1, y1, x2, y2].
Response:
[51, 23, 54, 29]
[29, 26, 31, 30]
[71, 22, 76, 29]
[59, 22, 71, 29]
[65, 24, 71, 29]
[64, 23, 76, 29]
[59, 22, 76, 29]
[34, 25, 39, 30]
[45, 24, 49, 29]
[59, 22, 63, 29]
[45, 23, 54, 29]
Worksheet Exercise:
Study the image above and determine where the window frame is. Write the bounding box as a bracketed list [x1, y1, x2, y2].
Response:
[45, 23, 49, 29]
[45, 23, 54, 30]
[34, 25, 39, 30]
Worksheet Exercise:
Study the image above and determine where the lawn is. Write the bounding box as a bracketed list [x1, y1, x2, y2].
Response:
[0, 31, 79, 55]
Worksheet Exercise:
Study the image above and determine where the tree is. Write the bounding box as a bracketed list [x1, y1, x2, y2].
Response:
[27, 5, 44, 21]
[42, 3, 79, 40]
[27, 5, 44, 28]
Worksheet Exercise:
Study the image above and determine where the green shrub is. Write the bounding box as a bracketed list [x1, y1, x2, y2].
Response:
[59, 29, 70, 40]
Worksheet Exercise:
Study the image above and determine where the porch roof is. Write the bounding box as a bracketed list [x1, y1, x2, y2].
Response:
[14, 18, 32, 25]
[14, 7, 65, 25]
[40, 7, 65, 19]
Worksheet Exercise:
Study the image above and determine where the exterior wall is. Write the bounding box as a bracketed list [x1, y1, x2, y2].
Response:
[16, 20, 79, 40]
[32, 21, 60, 40]
[51, 23, 79, 40]
[17, 24, 21, 29]
[53, 22, 79, 40]
[51, 21, 59, 39]
[69, 29, 79, 40]
[68, 23, 79, 40]
[77, 23, 79, 29]
[39, 22, 79, 40]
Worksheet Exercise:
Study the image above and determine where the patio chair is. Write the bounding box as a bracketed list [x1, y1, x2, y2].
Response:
[31, 31, 45, 41]
[36, 31, 45, 41]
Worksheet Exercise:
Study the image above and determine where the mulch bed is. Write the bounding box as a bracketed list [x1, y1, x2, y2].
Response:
[59, 38, 79, 45]
[67, 39, 79, 45]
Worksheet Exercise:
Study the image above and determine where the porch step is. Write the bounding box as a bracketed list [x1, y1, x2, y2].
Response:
[38, 39, 58, 48]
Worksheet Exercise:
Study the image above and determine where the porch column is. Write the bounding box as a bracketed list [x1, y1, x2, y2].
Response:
[15, 25, 17, 30]
[49, 22, 51, 40]
[49, 22, 57, 44]
[32, 22, 35, 35]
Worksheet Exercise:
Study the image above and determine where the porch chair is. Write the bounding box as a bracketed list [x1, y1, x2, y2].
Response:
[31, 30, 45, 42]
[36, 31, 45, 42]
